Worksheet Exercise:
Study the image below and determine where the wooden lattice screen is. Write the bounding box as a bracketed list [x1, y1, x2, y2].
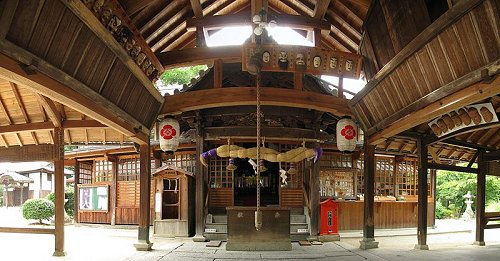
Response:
[93, 159, 113, 183]
[78, 161, 93, 184]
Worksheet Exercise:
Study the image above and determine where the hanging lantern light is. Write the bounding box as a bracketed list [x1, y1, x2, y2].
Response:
[159, 118, 180, 151]
[227, 158, 237, 171]
[336, 116, 357, 152]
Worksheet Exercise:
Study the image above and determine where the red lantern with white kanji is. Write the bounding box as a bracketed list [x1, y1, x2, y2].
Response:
[159, 118, 180, 151]
[336, 117, 357, 152]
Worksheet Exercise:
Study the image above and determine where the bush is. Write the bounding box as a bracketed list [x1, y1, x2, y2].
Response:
[435, 201, 454, 219]
[46, 190, 75, 218]
[22, 199, 55, 224]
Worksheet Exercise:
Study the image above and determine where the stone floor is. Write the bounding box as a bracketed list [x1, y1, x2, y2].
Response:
[1, 208, 499, 261]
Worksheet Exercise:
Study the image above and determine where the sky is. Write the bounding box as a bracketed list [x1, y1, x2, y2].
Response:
[157, 26, 366, 96]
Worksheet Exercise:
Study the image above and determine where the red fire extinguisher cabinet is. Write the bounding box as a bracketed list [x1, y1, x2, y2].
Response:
[320, 198, 339, 235]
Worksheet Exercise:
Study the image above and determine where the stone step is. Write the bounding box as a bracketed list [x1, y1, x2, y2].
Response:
[290, 215, 306, 223]
[205, 223, 227, 233]
[212, 215, 227, 224]
[290, 232, 309, 241]
[204, 232, 227, 241]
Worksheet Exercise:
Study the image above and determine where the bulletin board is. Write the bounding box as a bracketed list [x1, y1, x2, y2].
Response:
[78, 185, 109, 212]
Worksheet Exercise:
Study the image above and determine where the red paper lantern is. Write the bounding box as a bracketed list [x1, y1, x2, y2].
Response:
[159, 118, 180, 151]
[336, 117, 357, 152]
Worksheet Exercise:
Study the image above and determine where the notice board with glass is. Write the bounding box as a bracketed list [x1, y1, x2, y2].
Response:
[78, 185, 109, 212]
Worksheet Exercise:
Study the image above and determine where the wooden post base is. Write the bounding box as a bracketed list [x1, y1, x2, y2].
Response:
[359, 238, 379, 250]
[473, 241, 485, 246]
[134, 241, 153, 251]
[53, 251, 66, 257]
[414, 244, 429, 250]
[192, 234, 207, 242]
[319, 234, 340, 242]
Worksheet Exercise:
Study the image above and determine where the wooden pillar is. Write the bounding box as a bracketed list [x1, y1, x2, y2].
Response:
[214, 59, 223, 88]
[475, 150, 486, 246]
[74, 161, 79, 223]
[193, 118, 206, 242]
[53, 127, 65, 256]
[308, 149, 320, 239]
[415, 138, 429, 250]
[431, 169, 437, 227]
[111, 159, 118, 226]
[359, 138, 378, 249]
[134, 142, 153, 251]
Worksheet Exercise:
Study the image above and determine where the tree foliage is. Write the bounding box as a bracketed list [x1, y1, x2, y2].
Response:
[159, 65, 207, 86]
[46, 190, 75, 218]
[436, 168, 500, 218]
[22, 198, 55, 224]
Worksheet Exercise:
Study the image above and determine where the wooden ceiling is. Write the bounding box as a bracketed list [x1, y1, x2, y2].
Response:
[0, 76, 129, 147]
[119, 0, 369, 53]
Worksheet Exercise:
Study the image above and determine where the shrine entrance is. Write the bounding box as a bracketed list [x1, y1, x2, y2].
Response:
[233, 158, 279, 207]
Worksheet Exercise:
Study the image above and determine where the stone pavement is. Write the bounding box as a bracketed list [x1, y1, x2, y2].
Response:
[1, 214, 500, 261]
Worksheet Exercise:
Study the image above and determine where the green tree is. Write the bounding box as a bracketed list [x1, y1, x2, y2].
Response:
[160, 65, 207, 86]
[22, 198, 55, 224]
[436, 168, 500, 218]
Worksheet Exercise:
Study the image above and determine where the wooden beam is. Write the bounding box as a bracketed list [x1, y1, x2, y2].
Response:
[467, 150, 480, 168]
[186, 13, 331, 32]
[338, 76, 344, 98]
[14, 133, 23, 146]
[416, 138, 428, 249]
[214, 59, 223, 88]
[65, 129, 72, 145]
[0, 227, 54, 234]
[0, 122, 54, 134]
[161, 87, 353, 117]
[190, 0, 204, 17]
[120, 0, 153, 16]
[313, 0, 331, 20]
[158, 46, 241, 69]
[0, 144, 56, 162]
[310, 144, 320, 237]
[64, 0, 165, 99]
[484, 150, 500, 162]
[368, 75, 500, 145]
[9, 82, 30, 123]
[34, 93, 61, 128]
[0, 94, 13, 124]
[190, 0, 206, 47]
[62, 120, 107, 129]
[351, 0, 485, 105]
[205, 126, 323, 140]
[440, 138, 493, 151]
[428, 163, 479, 174]
[0, 134, 7, 147]
[0, 0, 19, 39]
[428, 146, 442, 164]
[293, 73, 303, 90]
[0, 49, 149, 144]
[53, 127, 65, 256]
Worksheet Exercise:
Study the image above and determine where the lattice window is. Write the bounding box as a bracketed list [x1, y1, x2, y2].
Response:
[356, 159, 364, 195]
[320, 153, 353, 169]
[209, 157, 233, 188]
[117, 157, 140, 181]
[396, 158, 418, 196]
[79, 162, 93, 184]
[164, 152, 196, 173]
[375, 157, 394, 196]
[279, 144, 303, 189]
[94, 160, 113, 183]
[319, 153, 355, 197]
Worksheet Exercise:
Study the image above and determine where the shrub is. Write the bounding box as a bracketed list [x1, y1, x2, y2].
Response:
[46, 190, 75, 217]
[22, 198, 55, 224]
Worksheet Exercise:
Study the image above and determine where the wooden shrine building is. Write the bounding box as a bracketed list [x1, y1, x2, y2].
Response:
[0, 0, 498, 256]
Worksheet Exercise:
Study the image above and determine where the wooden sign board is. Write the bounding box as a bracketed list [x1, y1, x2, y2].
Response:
[0, 144, 56, 163]
[78, 185, 109, 212]
[242, 44, 363, 79]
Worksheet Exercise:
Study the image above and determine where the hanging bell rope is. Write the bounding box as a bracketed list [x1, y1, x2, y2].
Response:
[255, 61, 263, 231]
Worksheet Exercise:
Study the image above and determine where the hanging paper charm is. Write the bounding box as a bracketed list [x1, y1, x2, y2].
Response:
[336, 117, 357, 152]
[159, 118, 180, 151]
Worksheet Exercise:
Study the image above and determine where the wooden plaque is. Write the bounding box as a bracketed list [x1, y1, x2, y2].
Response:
[242, 44, 363, 79]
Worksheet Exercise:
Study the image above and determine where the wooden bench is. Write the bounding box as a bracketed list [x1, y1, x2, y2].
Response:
[485, 212, 500, 229]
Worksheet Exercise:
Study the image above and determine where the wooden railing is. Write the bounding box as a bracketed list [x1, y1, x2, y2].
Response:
[485, 212, 500, 229]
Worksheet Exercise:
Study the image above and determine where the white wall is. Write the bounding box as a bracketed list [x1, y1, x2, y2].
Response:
[27, 172, 41, 199]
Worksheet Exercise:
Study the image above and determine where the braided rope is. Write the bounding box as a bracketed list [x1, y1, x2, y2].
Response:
[256, 70, 262, 217]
